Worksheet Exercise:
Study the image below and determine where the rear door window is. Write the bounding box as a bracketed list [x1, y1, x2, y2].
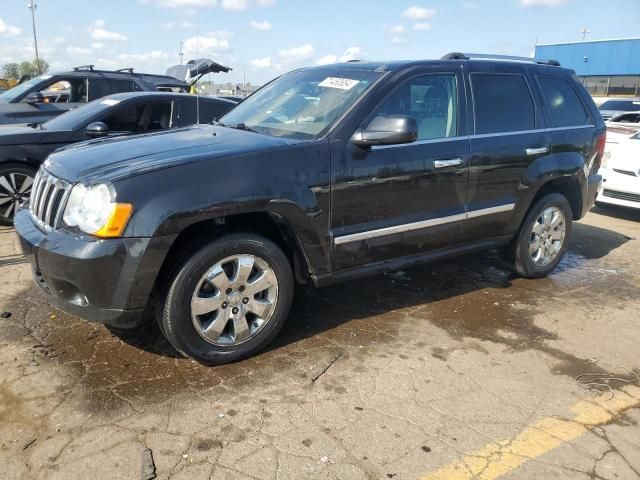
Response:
[102, 101, 173, 133]
[537, 76, 590, 127]
[89, 79, 136, 100]
[471, 73, 535, 134]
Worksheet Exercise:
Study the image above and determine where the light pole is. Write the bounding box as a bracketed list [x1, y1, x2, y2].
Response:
[178, 41, 184, 65]
[580, 27, 591, 42]
[27, 1, 41, 75]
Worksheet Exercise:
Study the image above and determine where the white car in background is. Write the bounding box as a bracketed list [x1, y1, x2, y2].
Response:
[597, 126, 640, 209]
[606, 111, 640, 126]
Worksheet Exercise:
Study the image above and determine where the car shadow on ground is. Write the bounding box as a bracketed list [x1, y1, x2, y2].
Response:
[592, 204, 640, 222]
[107, 219, 632, 360]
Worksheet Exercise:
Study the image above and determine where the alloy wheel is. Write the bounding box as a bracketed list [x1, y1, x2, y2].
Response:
[0, 172, 34, 221]
[190, 254, 279, 346]
[529, 206, 566, 266]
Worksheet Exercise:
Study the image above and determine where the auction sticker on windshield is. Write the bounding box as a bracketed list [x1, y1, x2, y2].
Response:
[318, 77, 360, 90]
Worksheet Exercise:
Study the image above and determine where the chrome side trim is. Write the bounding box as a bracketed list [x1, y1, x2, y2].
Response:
[334, 203, 515, 245]
[371, 125, 595, 150]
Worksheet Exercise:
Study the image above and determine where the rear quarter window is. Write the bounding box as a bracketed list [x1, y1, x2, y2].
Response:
[471, 73, 535, 135]
[537, 76, 590, 128]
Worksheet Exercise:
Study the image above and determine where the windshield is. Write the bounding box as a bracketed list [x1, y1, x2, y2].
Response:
[220, 68, 384, 139]
[0, 75, 51, 103]
[600, 100, 640, 112]
[43, 97, 118, 130]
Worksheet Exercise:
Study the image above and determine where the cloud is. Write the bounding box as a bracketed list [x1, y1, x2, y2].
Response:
[388, 24, 406, 34]
[183, 31, 232, 54]
[0, 18, 21, 37]
[163, 21, 197, 29]
[413, 22, 431, 31]
[520, 0, 567, 5]
[94, 19, 106, 28]
[139, 0, 218, 8]
[464, 1, 480, 9]
[92, 28, 128, 42]
[117, 50, 170, 62]
[250, 56, 272, 68]
[67, 46, 92, 55]
[222, 0, 249, 9]
[91, 42, 105, 50]
[53, 37, 66, 44]
[315, 55, 338, 66]
[391, 36, 407, 44]
[401, 6, 437, 19]
[339, 46, 361, 62]
[256, 0, 275, 5]
[250, 20, 272, 31]
[277, 44, 314, 63]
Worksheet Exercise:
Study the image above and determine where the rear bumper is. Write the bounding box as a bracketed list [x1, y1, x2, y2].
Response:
[582, 174, 602, 217]
[15, 208, 175, 328]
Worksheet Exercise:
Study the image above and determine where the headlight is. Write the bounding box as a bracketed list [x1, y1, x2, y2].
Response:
[601, 150, 611, 169]
[63, 183, 132, 238]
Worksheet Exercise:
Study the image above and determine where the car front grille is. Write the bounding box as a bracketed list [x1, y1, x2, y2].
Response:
[602, 188, 640, 203]
[29, 170, 71, 230]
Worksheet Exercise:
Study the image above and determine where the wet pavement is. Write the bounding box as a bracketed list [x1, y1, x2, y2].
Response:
[0, 205, 639, 479]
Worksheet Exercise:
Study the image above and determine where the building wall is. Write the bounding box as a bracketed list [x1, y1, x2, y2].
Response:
[535, 38, 640, 97]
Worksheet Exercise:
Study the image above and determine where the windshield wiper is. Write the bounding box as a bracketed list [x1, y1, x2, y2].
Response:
[228, 123, 260, 134]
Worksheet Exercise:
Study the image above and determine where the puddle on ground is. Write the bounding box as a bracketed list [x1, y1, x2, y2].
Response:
[0, 220, 636, 412]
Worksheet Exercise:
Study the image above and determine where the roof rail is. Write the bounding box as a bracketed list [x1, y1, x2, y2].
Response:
[441, 52, 561, 67]
[73, 64, 95, 71]
[115, 67, 135, 73]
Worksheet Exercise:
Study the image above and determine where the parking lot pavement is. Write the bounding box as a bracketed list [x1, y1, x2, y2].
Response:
[0, 206, 639, 480]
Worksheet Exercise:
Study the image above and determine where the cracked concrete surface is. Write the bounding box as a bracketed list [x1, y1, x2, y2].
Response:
[0, 205, 639, 480]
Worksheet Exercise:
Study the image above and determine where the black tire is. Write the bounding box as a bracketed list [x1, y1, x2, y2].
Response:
[158, 233, 294, 365]
[0, 163, 37, 226]
[504, 193, 573, 279]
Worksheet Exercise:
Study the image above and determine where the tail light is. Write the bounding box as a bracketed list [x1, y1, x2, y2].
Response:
[591, 131, 607, 174]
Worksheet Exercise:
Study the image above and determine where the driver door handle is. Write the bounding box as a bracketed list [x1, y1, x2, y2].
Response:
[434, 157, 464, 169]
[526, 146, 549, 156]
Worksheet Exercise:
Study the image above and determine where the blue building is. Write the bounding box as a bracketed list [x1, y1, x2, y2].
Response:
[535, 38, 640, 97]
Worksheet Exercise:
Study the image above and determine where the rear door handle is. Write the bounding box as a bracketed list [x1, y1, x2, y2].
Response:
[434, 157, 464, 169]
[526, 146, 549, 156]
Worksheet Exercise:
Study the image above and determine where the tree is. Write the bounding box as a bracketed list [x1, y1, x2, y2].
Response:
[1, 62, 20, 80]
[1, 59, 49, 81]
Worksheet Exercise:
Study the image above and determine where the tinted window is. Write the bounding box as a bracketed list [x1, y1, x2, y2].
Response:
[538, 77, 589, 127]
[103, 101, 172, 133]
[368, 74, 458, 140]
[90, 79, 135, 100]
[201, 100, 234, 122]
[472, 74, 535, 134]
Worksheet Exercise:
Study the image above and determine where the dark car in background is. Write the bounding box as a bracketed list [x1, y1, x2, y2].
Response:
[0, 59, 231, 126]
[0, 92, 235, 223]
[15, 54, 604, 365]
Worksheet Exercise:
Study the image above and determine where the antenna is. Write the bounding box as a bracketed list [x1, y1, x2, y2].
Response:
[195, 19, 200, 124]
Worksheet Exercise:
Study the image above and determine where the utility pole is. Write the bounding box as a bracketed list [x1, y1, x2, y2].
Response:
[178, 41, 184, 65]
[27, 1, 41, 75]
[580, 27, 591, 42]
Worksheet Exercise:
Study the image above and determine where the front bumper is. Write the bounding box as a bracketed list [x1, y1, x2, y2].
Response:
[596, 167, 640, 210]
[15, 208, 175, 328]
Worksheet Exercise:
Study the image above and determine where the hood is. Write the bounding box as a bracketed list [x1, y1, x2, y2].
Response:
[45, 124, 301, 183]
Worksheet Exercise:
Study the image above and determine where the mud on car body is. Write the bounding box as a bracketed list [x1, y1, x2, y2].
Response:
[15, 53, 605, 365]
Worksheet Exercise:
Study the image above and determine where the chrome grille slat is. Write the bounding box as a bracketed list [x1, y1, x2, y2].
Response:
[29, 170, 71, 230]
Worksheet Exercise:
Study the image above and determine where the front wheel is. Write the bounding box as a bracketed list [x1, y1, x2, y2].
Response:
[0, 163, 37, 225]
[504, 193, 573, 278]
[158, 233, 294, 365]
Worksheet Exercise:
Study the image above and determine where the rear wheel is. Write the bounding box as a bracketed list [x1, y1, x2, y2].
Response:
[0, 163, 36, 225]
[504, 193, 573, 278]
[158, 233, 294, 365]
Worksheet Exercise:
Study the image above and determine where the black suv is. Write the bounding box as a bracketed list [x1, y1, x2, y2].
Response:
[0, 92, 236, 224]
[15, 54, 605, 365]
[0, 59, 230, 126]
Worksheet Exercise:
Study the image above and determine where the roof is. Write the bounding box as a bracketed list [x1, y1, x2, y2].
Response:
[45, 69, 189, 88]
[100, 91, 236, 104]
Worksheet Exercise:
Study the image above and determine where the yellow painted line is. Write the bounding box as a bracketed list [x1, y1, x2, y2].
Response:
[422, 385, 640, 480]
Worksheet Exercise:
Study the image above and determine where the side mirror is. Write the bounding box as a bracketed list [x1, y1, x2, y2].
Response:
[23, 92, 44, 104]
[86, 122, 110, 138]
[351, 115, 418, 148]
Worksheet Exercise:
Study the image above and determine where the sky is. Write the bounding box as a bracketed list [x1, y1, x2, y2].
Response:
[0, 0, 639, 85]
